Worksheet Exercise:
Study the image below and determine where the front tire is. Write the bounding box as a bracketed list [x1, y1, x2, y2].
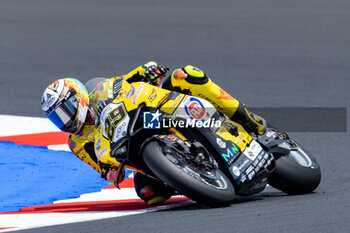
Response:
[143, 141, 235, 206]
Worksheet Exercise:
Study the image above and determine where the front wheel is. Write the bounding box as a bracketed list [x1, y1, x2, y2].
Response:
[268, 132, 321, 194]
[143, 141, 235, 206]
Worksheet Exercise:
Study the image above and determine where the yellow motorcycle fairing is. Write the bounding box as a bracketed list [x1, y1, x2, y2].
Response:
[216, 119, 253, 152]
[94, 80, 252, 169]
[93, 81, 184, 168]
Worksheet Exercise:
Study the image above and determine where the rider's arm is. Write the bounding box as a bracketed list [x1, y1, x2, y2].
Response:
[122, 61, 157, 83]
[69, 121, 128, 185]
[69, 134, 126, 185]
[107, 61, 167, 87]
[121, 61, 167, 85]
[68, 133, 102, 174]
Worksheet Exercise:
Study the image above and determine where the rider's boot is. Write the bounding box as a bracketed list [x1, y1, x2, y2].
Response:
[230, 103, 267, 135]
[134, 172, 175, 205]
[162, 65, 266, 135]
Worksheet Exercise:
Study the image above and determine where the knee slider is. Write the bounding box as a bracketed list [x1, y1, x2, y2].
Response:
[171, 65, 209, 85]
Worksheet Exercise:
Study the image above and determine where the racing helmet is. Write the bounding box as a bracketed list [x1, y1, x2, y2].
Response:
[41, 78, 90, 134]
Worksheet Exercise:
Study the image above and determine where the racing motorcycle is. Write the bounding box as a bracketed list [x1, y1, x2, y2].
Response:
[87, 78, 321, 206]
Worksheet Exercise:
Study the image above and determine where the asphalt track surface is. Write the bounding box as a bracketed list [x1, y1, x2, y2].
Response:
[1, 0, 349, 232]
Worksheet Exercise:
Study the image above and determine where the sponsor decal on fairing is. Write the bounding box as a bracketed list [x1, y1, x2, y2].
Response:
[95, 138, 102, 151]
[126, 86, 136, 99]
[232, 166, 240, 177]
[97, 148, 108, 158]
[132, 83, 145, 105]
[216, 137, 226, 149]
[221, 143, 240, 164]
[184, 97, 210, 121]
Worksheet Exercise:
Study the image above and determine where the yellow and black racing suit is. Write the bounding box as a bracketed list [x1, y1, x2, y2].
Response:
[68, 62, 266, 205]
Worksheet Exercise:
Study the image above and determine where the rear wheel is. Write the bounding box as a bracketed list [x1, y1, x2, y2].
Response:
[268, 131, 321, 194]
[143, 141, 235, 206]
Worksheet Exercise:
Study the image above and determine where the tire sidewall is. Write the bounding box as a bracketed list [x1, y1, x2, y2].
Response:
[143, 141, 236, 206]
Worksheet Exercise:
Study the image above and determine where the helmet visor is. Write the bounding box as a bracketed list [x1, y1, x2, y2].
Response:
[46, 94, 79, 132]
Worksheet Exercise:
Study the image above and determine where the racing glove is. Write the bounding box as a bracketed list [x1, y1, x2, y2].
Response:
[143, 65, 169, 86]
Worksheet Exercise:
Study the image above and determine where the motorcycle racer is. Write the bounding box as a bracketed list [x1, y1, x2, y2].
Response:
[41, 61, 266, 205]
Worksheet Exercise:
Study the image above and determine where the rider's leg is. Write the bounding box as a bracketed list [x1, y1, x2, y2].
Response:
[162, 65, 266, 135]
[230, 103, 267, 135]
[134, 172, 175, 205]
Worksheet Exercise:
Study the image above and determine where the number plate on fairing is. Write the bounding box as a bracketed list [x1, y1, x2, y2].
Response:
[100, 102, 130, 143]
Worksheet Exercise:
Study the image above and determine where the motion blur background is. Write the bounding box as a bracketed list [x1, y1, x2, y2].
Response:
[1, 0, 349, 117]
[0, 0, 349, 232]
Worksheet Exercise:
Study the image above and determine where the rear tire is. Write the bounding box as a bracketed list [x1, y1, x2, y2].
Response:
[143, 141, 235, 206]
[269, 137, 321, 194]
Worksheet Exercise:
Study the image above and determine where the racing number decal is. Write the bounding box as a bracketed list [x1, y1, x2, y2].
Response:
[104, 105, 126, 140]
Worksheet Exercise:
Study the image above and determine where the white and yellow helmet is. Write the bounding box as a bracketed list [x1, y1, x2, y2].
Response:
[41, 78, 90, 134]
